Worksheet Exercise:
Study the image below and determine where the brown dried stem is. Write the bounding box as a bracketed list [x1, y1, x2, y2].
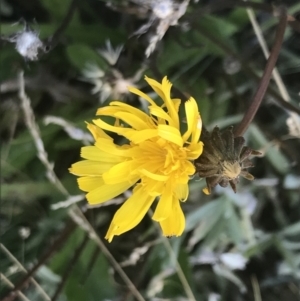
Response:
[192, 17, 300, 116]
[191, 1, 300, 33]
[233, 8, 288, 137]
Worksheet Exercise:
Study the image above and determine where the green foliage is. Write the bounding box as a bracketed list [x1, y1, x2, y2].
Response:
[66, 43, 108, 71]
[1, 1, 300, 300]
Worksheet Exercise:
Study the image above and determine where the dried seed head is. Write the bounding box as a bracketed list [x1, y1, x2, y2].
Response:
[7, 24, 45, 61]
[152, 0, 174, 19]
[98, 40, 123, 66]
[195, 126, 260, 194]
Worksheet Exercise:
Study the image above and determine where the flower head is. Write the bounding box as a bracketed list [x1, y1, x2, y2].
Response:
[82, 63, 144, 103]
[195, 126, 260, 195]
[69, 76, 203, 241]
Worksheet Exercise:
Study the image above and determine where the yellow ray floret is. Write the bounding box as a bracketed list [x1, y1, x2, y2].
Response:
[69, 76, 204, 242]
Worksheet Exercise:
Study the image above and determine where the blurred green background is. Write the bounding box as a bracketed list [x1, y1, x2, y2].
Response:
[1, 0, 300, 300]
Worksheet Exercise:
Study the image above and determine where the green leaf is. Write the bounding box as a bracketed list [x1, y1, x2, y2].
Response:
[185, 197, 225, 232]
[188, 198, 227, 247]
[224, 200, 244, 245]
[213, 264, 247, 293]
[248, 124, 290, 175]
[50, 228, 116, 300]
[158, 38, 204, 71]
[280, 221, 300, 237]
[244, 234, 275, 257]
[195, 14, 238, 56]
[228, 8, 250, 28]
[1, 181, 62, 202]
[40, 0, 79, 23]
[66, 43, 108, 71]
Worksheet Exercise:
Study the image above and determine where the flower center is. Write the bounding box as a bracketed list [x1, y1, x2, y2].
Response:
[136, 138, 191, 180]
[221, 161, 241, 180]
[162, 142, 186, 175]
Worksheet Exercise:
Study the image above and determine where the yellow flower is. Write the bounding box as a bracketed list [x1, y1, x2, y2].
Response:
[69, 76, 203, 242]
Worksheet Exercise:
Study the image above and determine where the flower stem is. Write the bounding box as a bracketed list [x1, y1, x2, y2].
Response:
[233, 8, 288, 137]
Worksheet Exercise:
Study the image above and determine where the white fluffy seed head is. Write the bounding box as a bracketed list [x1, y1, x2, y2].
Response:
[15, 30, 44, 61]
[152, 0, 174, 19]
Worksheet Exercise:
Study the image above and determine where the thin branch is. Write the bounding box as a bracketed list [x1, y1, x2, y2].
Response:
[0, 244, 51, 301]
[69, 206, 146, 301]
[51, 234, 90, 301]
[246, 7, 300, 136]
[18, 71, 69, 197]
[148, 210, 197, 301]
[44, 0, 78, 50]
[234, 8, 288, 136]
[51, 194, 85, 210]
[1, 221, 76, 301]
[161, 238, 197, 301]
[251, 275, 262, 301]
[0, 274, 31, 301]
[17, 69, 144, 301]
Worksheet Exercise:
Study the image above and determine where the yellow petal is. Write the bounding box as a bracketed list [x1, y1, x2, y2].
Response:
[182, 97, 198, 142]
[149, 106, 173, 125]
[174, 183, 189, 201]
[145, 76, 179, 128]
[145, 76, 171, 104]
[86, 179, 138, 204]
[139, 169, 169, 181]
[81, 146, 123, 163]
[158, 125, 183, 147]
[86, 122, 112, 141]
[93, 118, 130, 136]
[172, 98, 181, 113]
[193, 115, 202, 143]
[103, 160, 140, 184]
[105, 185, 155, 242]
[182, 160, 196, 176]
[94, 138, 138, 157]
[159, 198, 185, 237]
[141, 179, 165, 196]
[97, 105, 151, 130]
[187, 142, 204, 160]
[176, 172, 191, 184]
[202, 187, 211, 195]
[69, 160, 115, 176]
[152, 183, 173, 221]
[114, 112, 150, 130]
[98, 101, 151, 122]
[128, 86, 156, 106]
[78, 176, 104, 192]
[126, 129, 158, 143]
